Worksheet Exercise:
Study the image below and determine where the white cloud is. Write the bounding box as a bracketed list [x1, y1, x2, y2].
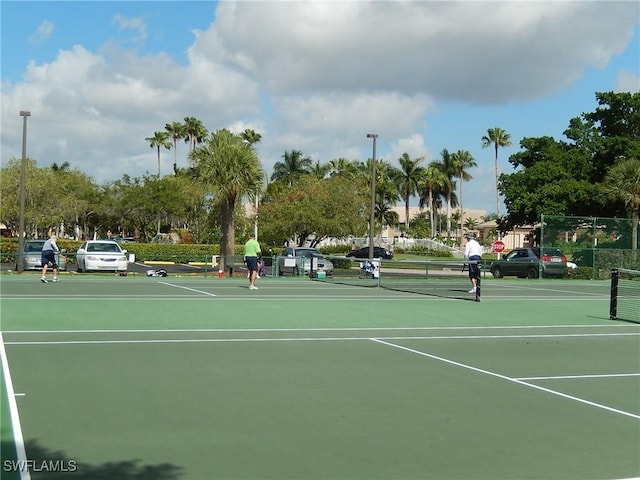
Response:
[616, 70, 640, 93]
[29, 20, 54, 44]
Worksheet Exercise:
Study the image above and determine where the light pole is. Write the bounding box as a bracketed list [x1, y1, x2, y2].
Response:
[366, 133, 378, 260]
[17, 111, 31, 274]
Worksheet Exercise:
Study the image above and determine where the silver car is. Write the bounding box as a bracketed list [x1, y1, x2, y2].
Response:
[15, 239, 68, 271]
[277, 247, 333, 277]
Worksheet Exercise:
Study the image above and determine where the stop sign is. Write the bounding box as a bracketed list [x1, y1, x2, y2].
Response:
[493, 241, 506, 253]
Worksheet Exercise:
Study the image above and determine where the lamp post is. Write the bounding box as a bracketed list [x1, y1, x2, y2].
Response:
[17, 111, 31, 274]
[366, 133, 378, 260]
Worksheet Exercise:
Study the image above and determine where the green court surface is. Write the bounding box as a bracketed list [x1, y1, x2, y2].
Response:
[1, 274, 638, 480]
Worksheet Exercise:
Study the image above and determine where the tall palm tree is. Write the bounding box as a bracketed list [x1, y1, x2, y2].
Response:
[183, 117, 208, 164]
[165, 121, 186, 175]
[145, 131, 171, 176]
[271, 150, 313, 186]
[605, 158, 640, 255]
[481, 127, 512, 217]
[419, 163, 447, 237]
[450, 149, 477, 245]
[435, 149, 458, 237]
[191, 129, 264, 272]
[240, 129, 262, 145]
[396, 152, 425, 229]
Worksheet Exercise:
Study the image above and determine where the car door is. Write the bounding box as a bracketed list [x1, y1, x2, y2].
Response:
[503, 249, 530, 276]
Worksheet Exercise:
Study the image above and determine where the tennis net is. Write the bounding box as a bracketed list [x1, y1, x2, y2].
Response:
[315, 257, 481, 302]
[609, 268, 640, 323]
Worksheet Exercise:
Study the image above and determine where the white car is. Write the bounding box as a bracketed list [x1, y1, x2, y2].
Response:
[76, 240, 128, 272]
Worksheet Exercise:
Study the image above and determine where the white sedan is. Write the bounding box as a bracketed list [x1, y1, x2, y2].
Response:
[76, 240, 129, 272]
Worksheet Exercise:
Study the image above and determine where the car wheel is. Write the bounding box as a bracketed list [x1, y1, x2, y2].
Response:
[527, 267, 539, 279]
[490, 266, 502, 278]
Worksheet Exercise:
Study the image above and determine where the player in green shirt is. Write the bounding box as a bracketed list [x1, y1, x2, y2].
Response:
[244, 233, 261, 290]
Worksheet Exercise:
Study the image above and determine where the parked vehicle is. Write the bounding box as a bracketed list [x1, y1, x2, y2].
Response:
[277, 247, 334, 277]
[15, 239, 68, 271]
[489, 247, 567, 279]
[346, 246, 394, 259]
[76, 240, 128, 272]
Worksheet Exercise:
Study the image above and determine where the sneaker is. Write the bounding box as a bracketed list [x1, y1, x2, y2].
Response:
[249, 285, 259, 290]
[468, 287, 476, 294]
[52, 277, 58, 283]
[41, 277, 48, 283]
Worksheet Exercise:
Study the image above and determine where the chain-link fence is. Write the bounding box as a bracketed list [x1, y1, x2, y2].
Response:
[540, 215, 640, 279]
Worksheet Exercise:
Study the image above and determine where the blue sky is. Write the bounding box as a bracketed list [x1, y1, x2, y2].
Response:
[2, 0, 639, 217]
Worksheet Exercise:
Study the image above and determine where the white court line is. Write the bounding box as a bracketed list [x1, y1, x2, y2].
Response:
[158, 281, 216, 297]
[4, 331, 639, 346]
[517, 373, 640, 380]
[371, 338, 640, 421]
[0, 331, 31, 480]
[3, 324, 636, 335]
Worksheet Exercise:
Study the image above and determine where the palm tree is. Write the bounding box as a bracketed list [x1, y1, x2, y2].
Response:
[396, 152, 425, 229]
[604, 158, 640, 255]
[481, 127, 512, 217]
[450, 149, 477, 246]
[191, 129, 264, 272]
[145, 131, 171, 176]
[329, 158, 363, 179]
[183, 117, 208, 164]
[419, 163, 447, 237]
[309, 160, 331, 180]
[165, 121, 186, 175]
[240, 129, 262, 145]
[434, 149, 458, 237]
[271, 150, 313, 186]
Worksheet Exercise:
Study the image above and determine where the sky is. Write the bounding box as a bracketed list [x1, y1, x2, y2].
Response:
[1, 0, 639, 216]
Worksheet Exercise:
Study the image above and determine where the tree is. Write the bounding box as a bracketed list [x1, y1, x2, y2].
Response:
[165, 121, 186, 175]
[271, 150, 313, 186]
[604, 158, 640, 253]
[183, 117, 208, 163]
[434, 149, 458, 237]
[258, 175, 368, 247]
[450, 149, 477, 245]
[482, 127, 512, 217]
[396, 152, 425, 229]
[191, 129, 264, 271]
[419, 163, 446, 237]
[145, 131, 171, 176]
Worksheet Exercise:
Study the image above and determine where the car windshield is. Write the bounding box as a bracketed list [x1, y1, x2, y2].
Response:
[296, 249, 322, 257]
[24, 242, 44, 252]
[87, 243, 121, 253]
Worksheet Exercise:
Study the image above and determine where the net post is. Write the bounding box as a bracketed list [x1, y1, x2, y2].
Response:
[609, 268, 619, 320]
[475, 261, 481, 302]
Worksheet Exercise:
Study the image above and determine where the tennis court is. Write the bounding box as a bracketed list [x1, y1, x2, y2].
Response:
[1, 274, 639, 480]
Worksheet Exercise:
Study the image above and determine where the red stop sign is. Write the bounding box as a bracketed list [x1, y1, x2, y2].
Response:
[493, 241, 506, 253]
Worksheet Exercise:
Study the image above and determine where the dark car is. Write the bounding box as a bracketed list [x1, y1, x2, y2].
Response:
[489, 247, 567, 279]
[346, 246, 394, 260]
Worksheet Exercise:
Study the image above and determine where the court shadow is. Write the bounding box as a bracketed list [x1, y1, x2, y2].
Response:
[3, 439, 183, 479]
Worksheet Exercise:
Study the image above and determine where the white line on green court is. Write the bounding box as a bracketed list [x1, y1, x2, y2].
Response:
[3, 324, 636, 334]
[516, 373, 640, 380]
[4, 332, 638, 345]
[0, 331, 31, 480]
[158, 281, 217, 296]
[371, 338, 640, 421]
